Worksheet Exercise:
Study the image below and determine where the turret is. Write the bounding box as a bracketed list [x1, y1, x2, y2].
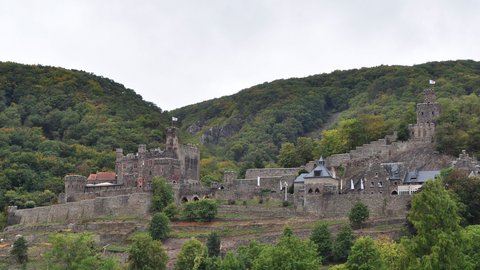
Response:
[166, 127, 179, 151]
[64, 175, 87, 202]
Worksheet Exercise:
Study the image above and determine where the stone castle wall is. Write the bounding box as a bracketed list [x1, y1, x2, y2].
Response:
[245, 168, 302, 179]
[8, 193, 151, 226]
[299, 193, 410, 218]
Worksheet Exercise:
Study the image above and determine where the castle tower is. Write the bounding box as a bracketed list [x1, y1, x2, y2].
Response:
[166, 127, 179, 152]
[64, 175, 87, 202]
[408, 87, 441, 142]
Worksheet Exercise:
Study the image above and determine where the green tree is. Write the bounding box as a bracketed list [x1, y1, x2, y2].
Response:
[402, 179, 468, 269]
[206, 232, 221, 257]
[216, 252, 243, 270]
[151, 176, 174, 213]
[277, 142, 303, 168]
[237, 241, 264, 270]
[149, 212, 170, 241]
[332, 225, 354, 262]
[128, 233, 168, 270]
[462, 225, 480, 269]
[349, 201, 369, 227]
[163, 202, 178, 220]
[374, 236, 405, 270]
[310, 222, 332, 262]
[346, 236, 383, 270]
[11, 236, 28, 264]
[181, 199, 218, 222]
[252, 232, 321, 270]
[175, 238, 207, 270]
[43, 233, 121, 270]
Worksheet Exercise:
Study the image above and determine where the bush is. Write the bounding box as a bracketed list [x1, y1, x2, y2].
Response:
[129, 233, 168, 270]
[181, 199, 218, 222]
[151, 177, 174, 213]
[25, 200, 35, 208]
[333, 225, 354, 262]
[349, 201, 369, 227]
[175, 238, 207, 270]
[149, 212, 170, 240]
[163, 203, 178, 220]
[310, 222, 332, 262]
[11, 236, 28, 264]
[206, 232, 221, 257]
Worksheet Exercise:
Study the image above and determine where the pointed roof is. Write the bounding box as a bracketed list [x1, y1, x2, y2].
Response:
[304, 157, 334, 179]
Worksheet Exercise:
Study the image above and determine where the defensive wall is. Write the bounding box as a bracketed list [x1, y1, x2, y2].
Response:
[298, 193, 411, 218]
[8, 193, 151, 226]
[245, 168, 302, 179]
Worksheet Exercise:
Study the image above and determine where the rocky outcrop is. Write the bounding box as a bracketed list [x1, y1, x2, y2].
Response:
[187, 121, 203, 134]
[200, 120, 241, 144]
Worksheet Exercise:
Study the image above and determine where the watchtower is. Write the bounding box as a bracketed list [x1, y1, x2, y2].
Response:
[408, 87, 441, 142]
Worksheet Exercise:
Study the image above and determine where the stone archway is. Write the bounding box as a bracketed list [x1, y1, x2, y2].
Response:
[181, 197, 189, 203]
[391, 191, 398, 195]
[193, 196, 200, 201]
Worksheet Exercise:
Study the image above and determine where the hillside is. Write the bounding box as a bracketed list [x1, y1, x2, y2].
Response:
[2, 60, 480, 210]
[0, 62, 169, 209]
[173, 60, 480, 178]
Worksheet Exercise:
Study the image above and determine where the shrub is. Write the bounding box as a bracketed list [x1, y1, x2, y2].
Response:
[349, 201, 369, 227]
[333, 225, 354, 262]
[11, 236, 28, 264]
[310, 222, 332, 262]
[181, 199, 218, 222]
[163, 203, 178, 220]
[129, 233, 167, 270]
[149, 212, 170, 241]
[151, 177, 174, 213]
[206, 232, 221, 257]
[25, 200, 35, 208]
[175, 238, 207, 270]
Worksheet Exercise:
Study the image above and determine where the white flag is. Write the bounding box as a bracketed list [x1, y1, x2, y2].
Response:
[172, 117, 178, 122]
[429, 80, 436, 85]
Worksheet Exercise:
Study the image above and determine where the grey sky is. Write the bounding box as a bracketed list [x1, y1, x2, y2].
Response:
[1, 1, 479, 110]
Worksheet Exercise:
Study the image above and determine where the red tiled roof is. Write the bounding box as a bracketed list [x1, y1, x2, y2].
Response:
[87, 172, 116, 181]
[87, 173, 97, 181]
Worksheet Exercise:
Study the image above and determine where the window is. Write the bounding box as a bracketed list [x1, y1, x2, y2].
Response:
[308, 188, 313, 194]
[315, 188, 320, 194]
[375, 172, 378, 177]
[314, 170, 321, 177]
[370, 181, 374, 188]
[378, 181, 383, 188]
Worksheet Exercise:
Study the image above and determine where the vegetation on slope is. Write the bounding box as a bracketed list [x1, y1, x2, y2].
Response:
[0, 62, 169, 209]
[174, 60, 480, 179]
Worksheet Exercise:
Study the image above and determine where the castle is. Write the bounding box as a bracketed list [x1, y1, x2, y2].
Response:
[7, 86, 480, 225]
[62, 127, 211, 204]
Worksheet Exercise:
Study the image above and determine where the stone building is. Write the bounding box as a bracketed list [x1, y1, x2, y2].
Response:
[408, 88, 441, 142]
[63, 127, 207, 203]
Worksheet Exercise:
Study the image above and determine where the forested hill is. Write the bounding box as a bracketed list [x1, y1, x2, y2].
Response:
[173, 60, 480, 179]
[2, 60, 480, 209]
[0, 62, 169, 208]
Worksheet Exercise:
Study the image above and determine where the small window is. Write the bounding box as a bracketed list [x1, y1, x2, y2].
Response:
[308, 188, 313, 194]
[370, 182, 374, 188]
[394, 181, 397, 185]
[375, 172, 378, 177]
[315, 188, 320, 194]
[378, 181, 383, 188]
[314, 170, 321, 177]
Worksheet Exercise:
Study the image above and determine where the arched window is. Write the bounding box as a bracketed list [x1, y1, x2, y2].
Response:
[308, 188, 313, 194]
[314, 188, 320, 193]
[391, 191, 398, 195]
[181, 197, 188, 203]
[193, 196, 200, 201]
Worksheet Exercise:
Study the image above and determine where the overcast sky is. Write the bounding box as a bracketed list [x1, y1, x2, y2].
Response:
[1, 1, 479, 110]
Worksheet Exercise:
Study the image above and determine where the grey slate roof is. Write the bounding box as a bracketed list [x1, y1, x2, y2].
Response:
[294, 173, 308, 184]
[403, 170, 440, 184]
[304, 157, 334, 179]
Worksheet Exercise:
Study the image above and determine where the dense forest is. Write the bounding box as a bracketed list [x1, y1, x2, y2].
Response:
[2, 60, 480, 209]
